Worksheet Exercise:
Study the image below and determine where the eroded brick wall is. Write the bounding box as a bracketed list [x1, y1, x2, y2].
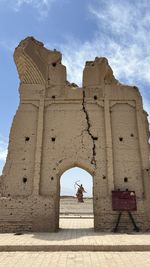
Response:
[0, 37, 149, 232]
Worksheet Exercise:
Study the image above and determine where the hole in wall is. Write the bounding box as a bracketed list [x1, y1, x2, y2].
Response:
[23, 177, 27, 183]
[93, 137, 98, 141]
[52, 62, 56, 67]
[52, 95, 56, 99]
[130, 133, 134, 137]
[51, 177, 54, 181]
[94, 95, 97, 100]
[25, 137, 30, 142]
[124, 177, 128, 183]
[51, 137, 56, 142]
[14, 232, 23, 235]
[103, 175, 106, 180]
[119, 137, 123, 142]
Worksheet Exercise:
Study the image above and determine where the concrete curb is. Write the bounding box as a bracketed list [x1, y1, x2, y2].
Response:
[1, 245, 150, 252]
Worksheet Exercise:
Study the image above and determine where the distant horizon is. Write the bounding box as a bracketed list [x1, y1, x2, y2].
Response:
[60, 195, 93, 198]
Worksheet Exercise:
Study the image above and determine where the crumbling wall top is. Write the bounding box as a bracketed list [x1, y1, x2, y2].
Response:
[83, 57, 118, 87]
[14, 36, 63, 84]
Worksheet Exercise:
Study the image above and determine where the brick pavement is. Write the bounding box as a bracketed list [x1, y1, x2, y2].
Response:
[0, 219, 149, 251]
[0, 218, 150, 266]
[0, 252, 150, 267]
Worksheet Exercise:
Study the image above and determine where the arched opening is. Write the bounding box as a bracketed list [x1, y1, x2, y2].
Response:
[59, 167, 94, 230]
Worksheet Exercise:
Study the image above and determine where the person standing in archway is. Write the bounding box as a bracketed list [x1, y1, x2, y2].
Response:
[76, 183, 87, 203]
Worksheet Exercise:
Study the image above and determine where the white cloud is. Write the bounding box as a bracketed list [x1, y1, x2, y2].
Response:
[1, 0, 55, 18]
[88, 0, 150, 84]
[54, 0, 150, 86]
[1, 0, 149, 115]
[46, 0, 150, 119]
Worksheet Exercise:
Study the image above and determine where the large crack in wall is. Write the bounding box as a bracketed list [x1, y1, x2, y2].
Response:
[82, 90, 96, 167]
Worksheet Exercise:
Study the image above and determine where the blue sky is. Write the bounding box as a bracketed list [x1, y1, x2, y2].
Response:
[0, 0, 149, 195]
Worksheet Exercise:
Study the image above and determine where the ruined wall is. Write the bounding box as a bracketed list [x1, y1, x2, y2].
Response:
[0, 37, 150, 232]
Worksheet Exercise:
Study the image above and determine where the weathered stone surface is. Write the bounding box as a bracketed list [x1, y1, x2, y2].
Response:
[0, 36, 149, 232]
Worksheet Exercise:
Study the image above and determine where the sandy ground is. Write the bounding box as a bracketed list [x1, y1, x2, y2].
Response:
[60, 197, 93, 215]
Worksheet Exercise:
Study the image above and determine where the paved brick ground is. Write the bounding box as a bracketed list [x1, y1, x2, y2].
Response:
[0, 219, 150, 251]
[0, 251, 150, 267]
[0, 218, 150, 265]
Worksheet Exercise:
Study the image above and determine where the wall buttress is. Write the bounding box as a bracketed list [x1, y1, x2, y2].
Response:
[33, 89, 45, 195]
[136, 102, 149, 198]
[104, 99, 114, 194]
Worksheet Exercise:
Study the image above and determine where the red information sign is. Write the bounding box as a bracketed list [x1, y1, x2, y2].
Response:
[112, 190, 137, 211]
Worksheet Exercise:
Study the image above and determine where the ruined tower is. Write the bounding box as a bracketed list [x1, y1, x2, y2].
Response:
[0, 37, 149, 232]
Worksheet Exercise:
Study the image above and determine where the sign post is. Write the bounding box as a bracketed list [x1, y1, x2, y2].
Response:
[112, 190, 139, 232]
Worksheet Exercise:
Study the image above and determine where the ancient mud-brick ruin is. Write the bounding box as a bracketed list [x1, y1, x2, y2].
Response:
[0, 37, 150, 232]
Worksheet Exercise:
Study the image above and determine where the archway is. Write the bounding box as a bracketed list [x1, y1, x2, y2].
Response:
[59, 167, 93, 229]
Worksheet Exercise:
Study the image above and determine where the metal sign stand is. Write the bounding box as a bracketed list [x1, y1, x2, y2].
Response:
[113, 211, 140, 232]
